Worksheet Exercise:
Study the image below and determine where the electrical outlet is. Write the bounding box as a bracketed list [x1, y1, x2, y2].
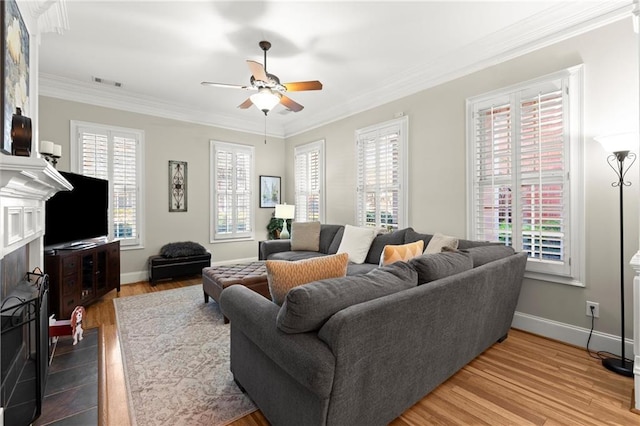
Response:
[586, 301, 599, 318]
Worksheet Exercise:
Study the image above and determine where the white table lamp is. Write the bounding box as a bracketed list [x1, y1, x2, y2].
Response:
[275, 204, 295, 239]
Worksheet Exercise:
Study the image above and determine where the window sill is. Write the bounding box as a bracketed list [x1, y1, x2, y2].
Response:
[524, 270, 584, 287]
[211, 237, 255, 244]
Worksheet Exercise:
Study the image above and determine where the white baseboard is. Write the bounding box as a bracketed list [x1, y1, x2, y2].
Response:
[512, 311, 633, 358]
[120, 256, 259, 285]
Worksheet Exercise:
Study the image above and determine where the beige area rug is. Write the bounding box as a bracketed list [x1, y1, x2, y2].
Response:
[114, 285, 257, 426]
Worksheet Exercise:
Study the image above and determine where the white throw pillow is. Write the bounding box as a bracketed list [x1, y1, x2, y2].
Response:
[337, 225, 378, 264]
[424, 232, 459, 254]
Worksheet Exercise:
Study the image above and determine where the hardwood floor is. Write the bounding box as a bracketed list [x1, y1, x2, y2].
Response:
[88, 278, 638, 426]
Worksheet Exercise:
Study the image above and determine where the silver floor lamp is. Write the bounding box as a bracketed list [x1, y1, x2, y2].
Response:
[595, 133, 637, 377]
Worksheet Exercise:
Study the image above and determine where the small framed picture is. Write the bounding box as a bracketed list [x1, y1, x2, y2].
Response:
[260, 175, 280, 208]
[169, 160, 187, 212]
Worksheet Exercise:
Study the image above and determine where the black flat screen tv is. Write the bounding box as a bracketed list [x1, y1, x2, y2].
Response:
[44, 171, 109, 249]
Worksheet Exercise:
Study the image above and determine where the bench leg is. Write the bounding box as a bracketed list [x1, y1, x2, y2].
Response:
[204, 291, 209, 303]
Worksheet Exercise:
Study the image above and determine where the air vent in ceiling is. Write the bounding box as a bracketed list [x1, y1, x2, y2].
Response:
[92, 76, 122, 88]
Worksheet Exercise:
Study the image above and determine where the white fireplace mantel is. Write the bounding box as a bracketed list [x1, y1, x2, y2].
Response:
[0, 155, 70, 261]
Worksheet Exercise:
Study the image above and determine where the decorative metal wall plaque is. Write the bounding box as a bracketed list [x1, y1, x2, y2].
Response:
[169, 160, 187, 212]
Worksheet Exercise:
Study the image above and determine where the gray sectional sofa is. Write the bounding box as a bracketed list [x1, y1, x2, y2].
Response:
[222, 225, 528, 425]
[259, 224, 504, 274]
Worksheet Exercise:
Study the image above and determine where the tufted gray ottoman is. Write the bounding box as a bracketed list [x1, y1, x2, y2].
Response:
[202, 261, 271, 323]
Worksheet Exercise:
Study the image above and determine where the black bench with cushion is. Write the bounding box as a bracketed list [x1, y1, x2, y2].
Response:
[148, 241, 211, 285]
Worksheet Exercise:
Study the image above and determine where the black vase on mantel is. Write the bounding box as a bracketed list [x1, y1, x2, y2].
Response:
[11, 107, 32, 156]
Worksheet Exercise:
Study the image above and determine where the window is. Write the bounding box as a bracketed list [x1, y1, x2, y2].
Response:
[71, 121, 144, 248]
[467, 66, 584, 285]
[210, 140, 255, 241]
[294, 140, 325, 222]
[355, 116, 408, 230]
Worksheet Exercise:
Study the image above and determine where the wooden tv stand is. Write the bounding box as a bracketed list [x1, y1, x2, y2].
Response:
[45, 240, 120, 320]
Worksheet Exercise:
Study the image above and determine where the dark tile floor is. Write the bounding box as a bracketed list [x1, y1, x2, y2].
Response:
[33, 328, 98, 426]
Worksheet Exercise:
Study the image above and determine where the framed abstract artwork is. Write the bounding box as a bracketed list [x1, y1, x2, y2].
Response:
[260, 175, 280, 208]
[2, 0, 30, 155]
[169, 160, 187, 212]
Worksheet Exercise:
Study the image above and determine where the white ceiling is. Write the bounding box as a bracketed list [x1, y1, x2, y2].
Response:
[38, 1, 634, 138]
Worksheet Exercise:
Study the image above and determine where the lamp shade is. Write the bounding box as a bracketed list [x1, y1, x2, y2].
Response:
[594, 132, 638, 154]
[275, 204, 295, 219]
[250, 88, 280, 113]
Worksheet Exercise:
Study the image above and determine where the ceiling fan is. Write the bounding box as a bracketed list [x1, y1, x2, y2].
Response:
[201, 40, 323, 115]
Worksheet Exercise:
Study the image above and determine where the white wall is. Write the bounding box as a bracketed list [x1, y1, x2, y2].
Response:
[39, 18, 638, 346]
[285, 19, 639, 341]
[38, 97, 284, 282]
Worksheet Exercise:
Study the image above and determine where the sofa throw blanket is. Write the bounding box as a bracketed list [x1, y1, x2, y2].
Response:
[160, 241, 207, 258]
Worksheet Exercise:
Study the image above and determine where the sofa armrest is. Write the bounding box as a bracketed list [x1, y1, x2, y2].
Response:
[219, 285, 335, 398]
[259, 239, 292, 260]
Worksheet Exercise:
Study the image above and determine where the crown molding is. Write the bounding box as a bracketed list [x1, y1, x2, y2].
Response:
[39, 74, 286, 138]
[282, 0, 634, 137]
[39, 1, 634, 139]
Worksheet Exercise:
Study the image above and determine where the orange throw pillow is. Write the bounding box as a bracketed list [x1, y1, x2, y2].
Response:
[266, 253, 349, 305]
[379, 240, 424, 266]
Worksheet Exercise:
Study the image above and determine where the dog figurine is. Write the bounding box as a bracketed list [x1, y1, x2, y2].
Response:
[70, 306, 85, 345]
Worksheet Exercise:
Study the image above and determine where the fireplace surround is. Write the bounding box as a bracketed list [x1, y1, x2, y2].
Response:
[1, 155, 70, 424]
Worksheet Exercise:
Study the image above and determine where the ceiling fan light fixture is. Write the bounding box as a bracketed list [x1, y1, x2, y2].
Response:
[250, 88, 280, 115]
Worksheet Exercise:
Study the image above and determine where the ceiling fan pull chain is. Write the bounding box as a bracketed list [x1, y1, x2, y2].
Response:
[264, 115, 267, 144]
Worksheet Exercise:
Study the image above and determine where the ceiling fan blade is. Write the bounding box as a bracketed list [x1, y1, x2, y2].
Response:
[238, 98, 253, 109]
[283, 81, 323, 92]
[280, 95, 304, 112]
[201, 81, 255, 90]
[246, 60, 268, 82]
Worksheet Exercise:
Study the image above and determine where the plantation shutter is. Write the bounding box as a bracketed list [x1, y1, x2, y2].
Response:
[472, 99, 513, 246]
[294, 141, 323, 222]
[80, 131, 108, 180]
[77, 125, 140, 247]
[213, 142, 253, 240]
[356, 122, 401, 230]
[518, 88, 566, 266]
[471, 77, 570, 276]
[112, 133, 138, 242]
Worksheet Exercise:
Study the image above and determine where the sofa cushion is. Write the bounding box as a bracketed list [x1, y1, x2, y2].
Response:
[457, 239, 503, 250]
[404, 228, 433, 248]
[462, 244, 515, 267]
[404, 228, 499, 251]
[365, 228, 409, 264]
[268, 251, 328, 262]
[346, 263, 379, 275]
[159, 241, 207, 258]
[424, 232, 459, 254]
[408, 250, 473, 284]
[266, 253, 349, 305]
[321, 224, 345, 254]
[277, 262, 418, 333]
[290, 221, 321, 251]
[379, 240, 424, 266]
[337, 225, 378, 264]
